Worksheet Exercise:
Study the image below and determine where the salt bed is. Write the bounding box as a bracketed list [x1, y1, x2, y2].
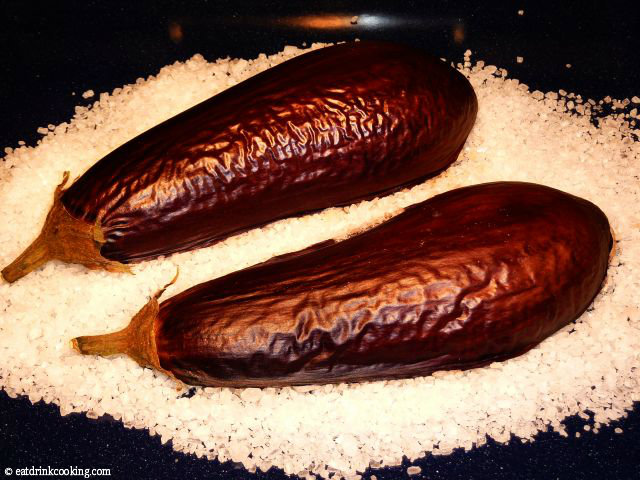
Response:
[1, 44, 639, 479]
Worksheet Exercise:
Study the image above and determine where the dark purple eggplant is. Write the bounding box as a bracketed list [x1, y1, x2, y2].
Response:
[2, 41, 477, 283]
[72, 182, 612, 387]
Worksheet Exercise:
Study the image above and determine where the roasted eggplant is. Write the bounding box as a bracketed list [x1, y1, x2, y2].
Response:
[2, 41, 477, 282]
[72, 182, 613, 387]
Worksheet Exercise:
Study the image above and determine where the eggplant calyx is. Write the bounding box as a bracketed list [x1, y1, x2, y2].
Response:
[1, 171, 131, 283]
[72, 273, 180, 384]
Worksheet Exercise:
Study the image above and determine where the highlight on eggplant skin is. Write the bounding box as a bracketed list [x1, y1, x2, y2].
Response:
[72, 182, 613, 388]
[2, 41, 478, 283]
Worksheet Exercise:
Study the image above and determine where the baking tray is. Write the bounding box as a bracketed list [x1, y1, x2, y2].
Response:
[1, 1, 639, 479]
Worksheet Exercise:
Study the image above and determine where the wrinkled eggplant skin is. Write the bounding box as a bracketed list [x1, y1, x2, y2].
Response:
[61, 41, 477, 263]
[155, 182, 612, 387]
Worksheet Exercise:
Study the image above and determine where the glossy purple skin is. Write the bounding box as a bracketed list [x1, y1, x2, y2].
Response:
[155, 182, 612, 387]
[61, 41, 477, 263]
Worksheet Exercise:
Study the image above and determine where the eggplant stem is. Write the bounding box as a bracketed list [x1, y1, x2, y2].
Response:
[1, 171, 131, 283]
[71, 327, 133, 358]
[0, 231, 52, 283]
[72, 278, 178, 382]
[72, 294, 162, 369]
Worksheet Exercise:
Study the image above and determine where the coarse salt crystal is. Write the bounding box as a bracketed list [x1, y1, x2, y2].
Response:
[240, 388, 263, 402]
[28, 326, 42, 340]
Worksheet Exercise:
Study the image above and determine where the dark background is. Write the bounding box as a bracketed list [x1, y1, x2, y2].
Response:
[1, 1, 639, 479]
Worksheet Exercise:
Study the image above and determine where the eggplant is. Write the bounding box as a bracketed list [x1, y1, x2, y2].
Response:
[72, 182, 613, 387]
[2, 41, 477, 283]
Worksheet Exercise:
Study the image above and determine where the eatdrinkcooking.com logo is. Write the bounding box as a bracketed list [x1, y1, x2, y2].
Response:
[4, 466, 111, 478]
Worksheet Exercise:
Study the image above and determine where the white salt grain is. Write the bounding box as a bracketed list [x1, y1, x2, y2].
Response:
[240, 388, 263, 402]
[1, 44, 639, 479]
[518, 9, 524, 15]
[516, 56, 524, 64]
[28, 326, 42, 340]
